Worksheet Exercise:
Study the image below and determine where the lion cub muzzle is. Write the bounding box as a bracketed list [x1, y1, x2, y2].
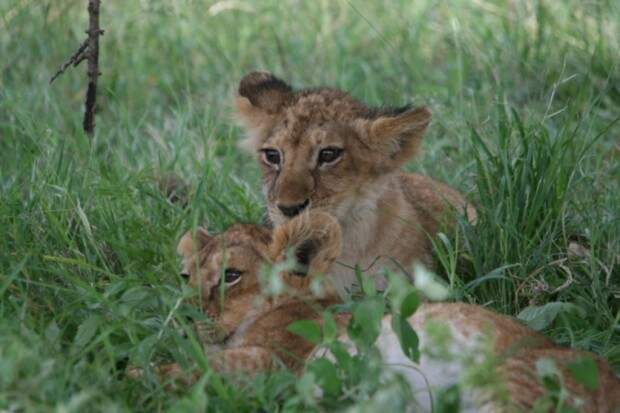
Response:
[278, 199, 310, 217]
[274, 165, 314, 218]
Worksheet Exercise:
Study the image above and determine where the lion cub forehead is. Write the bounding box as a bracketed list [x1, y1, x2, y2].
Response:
[214, 224, 272, 254]
[192, 225, 271, 275]
[268, 122, 348, 150]
[284, 89, 368, 125]
[266, 89, 392, 148]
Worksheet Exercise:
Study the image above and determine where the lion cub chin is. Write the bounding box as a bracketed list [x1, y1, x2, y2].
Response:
[234, 71, 477, 294]
[145, 212, 619, 413]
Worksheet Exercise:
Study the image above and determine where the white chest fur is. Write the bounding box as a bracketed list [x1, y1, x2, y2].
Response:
[312, 313, 492, 412]
[329, 180, 396, 294]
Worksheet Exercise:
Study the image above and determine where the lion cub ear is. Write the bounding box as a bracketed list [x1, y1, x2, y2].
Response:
[269, 212, 342, 281]
[234, 71, 293, 152]
[177, 227, 212, 258]
[367, 106, 431, 167]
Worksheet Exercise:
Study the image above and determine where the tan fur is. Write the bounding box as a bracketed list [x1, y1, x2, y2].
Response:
[502, 348, 620, 412]
[174, 211, 344, 372]
[269, 210, 342, 290]
[234, 71, 477, 294]
[409, 303, 620, 412]
[165, 214, 620, 412]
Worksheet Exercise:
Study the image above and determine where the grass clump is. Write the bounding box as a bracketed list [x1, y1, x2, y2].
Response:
[1, 0, 618, 411]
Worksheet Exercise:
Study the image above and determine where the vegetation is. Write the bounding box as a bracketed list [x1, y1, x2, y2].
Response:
[1, 0, 618, 411]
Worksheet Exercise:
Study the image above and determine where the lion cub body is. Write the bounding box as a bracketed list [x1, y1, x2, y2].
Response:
[172, 215, 620, 412]
[235, 72, 476, 293]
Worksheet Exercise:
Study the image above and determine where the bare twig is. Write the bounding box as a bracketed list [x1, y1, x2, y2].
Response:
[83, 0, 102, 136]
[49, 38, 89, 84]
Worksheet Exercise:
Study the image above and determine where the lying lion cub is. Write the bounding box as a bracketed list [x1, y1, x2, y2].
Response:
[169, 212, 620, 412]
[235, 72, 477, 294]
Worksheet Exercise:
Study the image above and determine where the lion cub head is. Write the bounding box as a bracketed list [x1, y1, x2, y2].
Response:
[234, 71, 431, 225]
[176, 211, 341, 337]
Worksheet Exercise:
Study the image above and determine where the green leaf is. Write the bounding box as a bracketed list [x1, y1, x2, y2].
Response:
[120, 286, 151, 303]
[399, 291, 420, 318]
[435, 384, 461, 413]
[135, 334, 159, 365]
[463, 264, 516, 292]
[347, 298, 384, 347]
[391, 315, 420, 363]
[536, 358, 558, 377]
[296, 371, 318, 406]
[287, 320, 322, 344]
[517, 302, 580, 331]
[327, 341, 354, 371]
[322, 312, 337, 343]
[307, 358, 341, 396]
[535, 358, 561, 394]
[386, 271, 414, 310]
[168, 376, 209, 411]
[361, 274, 377, 297]
[74, 315, 101, 349]
[568, 356, 599, 391]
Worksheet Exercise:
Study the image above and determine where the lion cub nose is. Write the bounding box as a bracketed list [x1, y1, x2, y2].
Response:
[278, 199, 310, 217]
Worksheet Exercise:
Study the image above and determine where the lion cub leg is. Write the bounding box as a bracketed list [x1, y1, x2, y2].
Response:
[126, 362, 199, 387]
[127, 347, 275, 385]
[205, 346, 275, 374]
[159, 347, 275, 377]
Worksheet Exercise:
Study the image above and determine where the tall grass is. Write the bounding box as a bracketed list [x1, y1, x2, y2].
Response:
[435, 107, 619, 361]
[1, 0, 619, 411]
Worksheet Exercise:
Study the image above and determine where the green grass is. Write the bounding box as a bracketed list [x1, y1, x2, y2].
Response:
[1, 0, 619, 411]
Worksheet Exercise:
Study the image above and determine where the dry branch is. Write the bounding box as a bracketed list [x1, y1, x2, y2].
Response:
[83, 0, 102, 136]
[49, 38, 89, 84]
[50, 0, 103, 137]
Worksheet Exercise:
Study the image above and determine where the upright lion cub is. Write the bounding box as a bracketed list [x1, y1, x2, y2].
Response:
[235, 71, 476, 294]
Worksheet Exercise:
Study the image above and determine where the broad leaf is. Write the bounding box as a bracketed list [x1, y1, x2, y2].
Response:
[361, 275, 377, 297]
[391, 315, 420, 363]
[307, 358, 341, 396]
[322, 312, 337, 343]
[400, 291, 420, 318]
[517, 302, 580, 331]
[327, 341, 354, 371]
[347, 298, 384, 347]
[434, 384, 461, 413]
[287, 320, 322, 344]
[74, 315, 101, 349]
[568, 356, 599, 391]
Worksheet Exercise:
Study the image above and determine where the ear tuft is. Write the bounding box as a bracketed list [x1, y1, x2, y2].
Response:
[364, 104, 415, 119]
[234, 72, 293, 152]
[238, 71, 293, 114]
[176, 227, 211, 258]
[368, 106, 431, 166]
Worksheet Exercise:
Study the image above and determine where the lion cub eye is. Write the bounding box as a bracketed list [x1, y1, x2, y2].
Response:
[261, 149, 281, 167]
[223, 268, 243, 285]
[318, 147, 343, 165]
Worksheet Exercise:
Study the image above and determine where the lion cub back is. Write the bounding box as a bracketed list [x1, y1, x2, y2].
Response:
[326, 302, 619, 412]
[409, 303, 620, 412]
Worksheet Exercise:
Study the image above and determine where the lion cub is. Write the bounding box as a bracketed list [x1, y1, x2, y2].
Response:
[235, 72, 476, 294]
[172, 212, 619, 412]
[175, 211, 344, 373]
